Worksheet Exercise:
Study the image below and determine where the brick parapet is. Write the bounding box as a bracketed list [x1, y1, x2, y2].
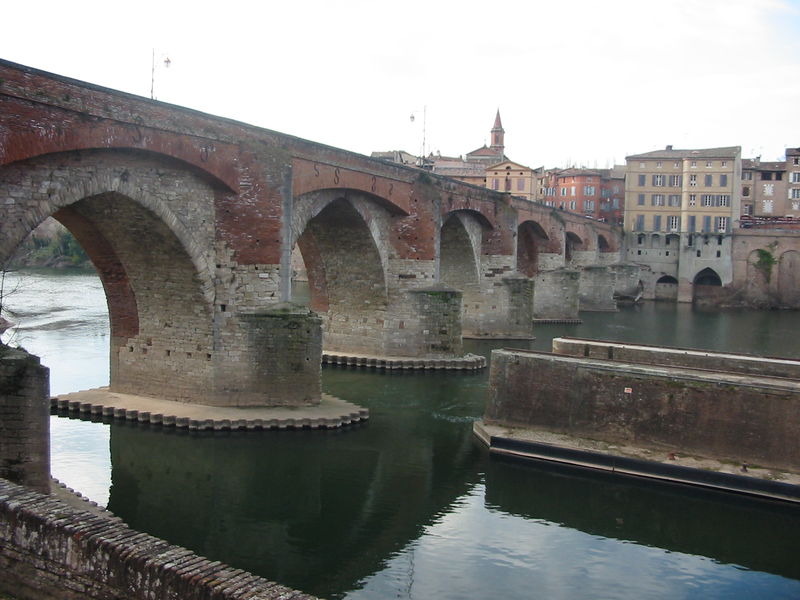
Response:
[0, 477, 320, 599]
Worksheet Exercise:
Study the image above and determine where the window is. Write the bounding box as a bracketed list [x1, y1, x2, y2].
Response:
[668, 194, 681, 207]
[720, 174, 728, 187]
[704, 174, 713, 186]
[742, 172, 753, 180]
[668, 215, 680, 231]
[492, 179, 499, 190]
[689, 194, 697, 207]
[584, 200, 595, 212]
[702, 194, 714, 207]
[742, 186, 750, 197]
[637, 193, 645, 205]
[651, 194, 665, 206]
[560, 187, 567, 196]
[702, 216, 712, 232]
[688, 215, 696, 232]
[570, 186, 576, 196]
[584, 185, 596, 196]
[763, 199, 774, 213]
[716, 217, 728, 233]
[742, 204, 752, 215]
[639, 162, 645, 168]
[669, 175, 682, 187]
[794, 157, 800, 166]
[653, 215, 662, 231]
[637, 234, 645, 245]
[763, 183, 774, 197]
[652, 174, 665, 186]
[517, 178, 525, 191]
[761, 172, 773, 180]
[776, 172, 784, 181]
[791, 172, 800, 183]
[706, 161, 713, 168]
[613, 198, 620, 209]
[689, 174, 697, 187]
[791, 189, 800, 199]
[721, 161, 728, 167]
[656, 161, 663, 168]
[638, 174, 646, 186]
[701, 194, 730, 206]
[569, 200, 577, 210]
[793, 201, 800, 211]
[674, 161, 680, 168]
[504, 178, 511, 191]
[635, 215, 645, 231]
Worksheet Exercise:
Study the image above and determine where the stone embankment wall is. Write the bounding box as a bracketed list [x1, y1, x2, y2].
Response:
[0, 346, 49, 494]
[485, 349, 800, 472]
[552, 337, 800, 379]
[0, 477, 319, 600]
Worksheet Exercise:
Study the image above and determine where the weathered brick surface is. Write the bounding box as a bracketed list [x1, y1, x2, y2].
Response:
[485, 349, 800, 471]
[0, 478, 320, 599]
[0, 347, 49, 494]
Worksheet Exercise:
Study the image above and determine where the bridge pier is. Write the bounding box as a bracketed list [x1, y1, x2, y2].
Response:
[578, 266, 618, 311]
[0, 345, 50, 494]
[463, 273, 534, 339]
[533, 269, 581, 321]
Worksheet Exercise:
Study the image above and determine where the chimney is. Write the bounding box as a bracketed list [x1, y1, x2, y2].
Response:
[666, 145, 673, 150]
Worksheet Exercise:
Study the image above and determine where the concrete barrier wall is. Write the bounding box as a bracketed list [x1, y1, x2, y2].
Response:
[0, 478, 318, 600]
[552, 337, 800, 379]
[485, 349, 800, 472]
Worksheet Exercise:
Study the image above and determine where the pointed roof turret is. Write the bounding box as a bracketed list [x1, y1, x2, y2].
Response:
[490, 109, 505, 154]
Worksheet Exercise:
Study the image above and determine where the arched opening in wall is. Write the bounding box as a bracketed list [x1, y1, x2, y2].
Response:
[565, 232, 584, 264]
[778, 250, 800, 307]
[693, 267, 723, 305]
[597, 234, 611, 252]
[440, 212, 484, 332]
[654, 274, 679, 301]
[745, 249, 771, 305]
[517, 221, 549, 276]
[0, 149, 218, 405]
[651, 234, 661, 249]
[294, 197, 388, 354]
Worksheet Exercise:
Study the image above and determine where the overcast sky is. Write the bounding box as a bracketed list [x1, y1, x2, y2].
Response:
[2, 0, 799, 168]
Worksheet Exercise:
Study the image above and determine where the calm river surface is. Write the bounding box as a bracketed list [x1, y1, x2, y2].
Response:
[3, 269, 800, 599]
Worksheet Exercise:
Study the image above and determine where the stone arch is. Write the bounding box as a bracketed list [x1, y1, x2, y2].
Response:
[778, 250, 800, 307]
[564, 231, 584, 263]
[693, 267, 723, 305]
[0, 149, 219, 401]
[293, 195, 389, 354]
[654, 274, 678, 301]
[517, 220, 549, 277]
[745, 250, 771, 305]
[597, 234, 611, 253]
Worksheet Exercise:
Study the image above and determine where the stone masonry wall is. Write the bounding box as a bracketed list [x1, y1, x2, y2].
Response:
[0, 478, 319, 600]
[578, 266, 618, 311]
[552, 337, 800, 379]
[485, 349, 800, 472]
[533, 270, 580, 320]
[0, 346, 49, 494]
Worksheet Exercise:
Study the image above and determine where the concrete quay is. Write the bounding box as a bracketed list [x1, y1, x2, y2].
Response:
[474, 421, 800, 504]
[52, 387, 368, 431]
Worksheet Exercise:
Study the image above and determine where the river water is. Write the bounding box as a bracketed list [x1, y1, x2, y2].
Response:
[2, 269, 800, 599]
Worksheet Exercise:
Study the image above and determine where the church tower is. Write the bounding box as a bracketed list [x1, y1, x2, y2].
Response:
[490, 109, 505, 157]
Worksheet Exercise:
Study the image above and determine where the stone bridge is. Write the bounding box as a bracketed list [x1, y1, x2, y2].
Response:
[0, 60, 622, 406]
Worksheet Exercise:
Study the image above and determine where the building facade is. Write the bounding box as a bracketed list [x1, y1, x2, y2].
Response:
[623, 146, 742, 302]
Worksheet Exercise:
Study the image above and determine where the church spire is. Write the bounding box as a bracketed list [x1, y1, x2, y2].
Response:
[490, 109, 505, 155]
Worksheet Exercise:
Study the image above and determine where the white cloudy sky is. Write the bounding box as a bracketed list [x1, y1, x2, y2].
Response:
[2, 0, 799, 168]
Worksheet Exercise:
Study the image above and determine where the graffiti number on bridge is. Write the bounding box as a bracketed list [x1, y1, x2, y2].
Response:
[334, 168, 340, 185]
[371, 176, 377, 193]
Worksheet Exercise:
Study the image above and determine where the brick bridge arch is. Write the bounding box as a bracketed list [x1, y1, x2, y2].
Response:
[293, 189, 394, 353]
[517, 219, 560, 276]
[0, 148, 224, 403]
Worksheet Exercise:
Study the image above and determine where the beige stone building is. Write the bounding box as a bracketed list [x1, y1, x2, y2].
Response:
[623, 146, 741, 302]
[485, 160, 537, 201]
[625, 145, 741, 235]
